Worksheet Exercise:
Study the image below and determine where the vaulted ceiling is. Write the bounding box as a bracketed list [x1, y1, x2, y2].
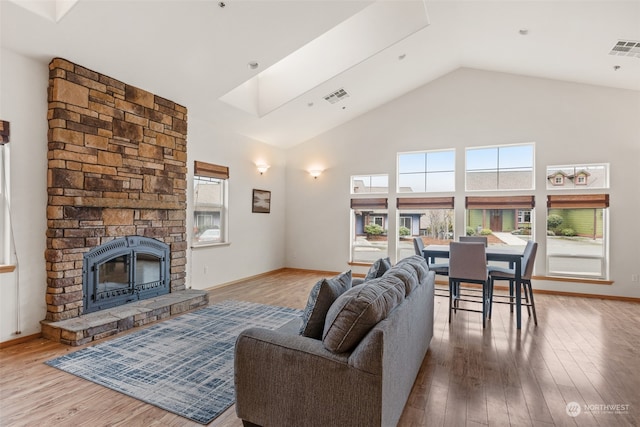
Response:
[2, 0, 639, 148]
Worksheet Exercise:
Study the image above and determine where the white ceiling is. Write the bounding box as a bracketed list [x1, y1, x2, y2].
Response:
[2, 0, 639, 148]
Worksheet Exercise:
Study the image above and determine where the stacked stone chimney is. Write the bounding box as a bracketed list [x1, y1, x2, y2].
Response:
[45, 58, 188, 322]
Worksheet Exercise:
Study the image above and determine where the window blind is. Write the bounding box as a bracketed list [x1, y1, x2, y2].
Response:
[396, 197, 454, 209]
[547, 194, 609, 208]
[194, 161, 229, 179]
[466, 195, 535, 209]
[350, 198, 388, 210]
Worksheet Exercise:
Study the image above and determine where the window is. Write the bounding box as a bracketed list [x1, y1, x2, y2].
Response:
[465, 196, 535, 247]
[351, 174, 388, 194]
[546, 164, 609, 190]
[350, 198, 388, 263]
[466, 143, 534, 191]
[396, 197, 454, 260]
[397, 149, 455, 193]
[1, 121, 10, 265]
[192, 161, 229, 246]
[546, 194, 609, 279]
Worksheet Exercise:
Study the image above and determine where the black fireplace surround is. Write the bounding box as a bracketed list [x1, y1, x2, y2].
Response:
[82, 236, 170, 314]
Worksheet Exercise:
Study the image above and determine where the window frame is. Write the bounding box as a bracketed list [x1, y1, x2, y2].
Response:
[0, 121, 11, 266]
[350, 174, 389, 194]
[545, 194, 609, 280]
[465, 142, 535, 192]
[397, 149, 456, 193]
[350, 197, 389, 263]
[546, 163, 609, 190]
[192, 161, 229, 248]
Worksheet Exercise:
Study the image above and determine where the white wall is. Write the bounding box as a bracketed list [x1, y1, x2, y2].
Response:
[0, 49, 49, 342]
[186, 117, 287, 289]
[285, 68, 640, 298]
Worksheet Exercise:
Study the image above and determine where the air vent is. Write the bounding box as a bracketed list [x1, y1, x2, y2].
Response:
[609, 40, 640, 58]
[323, 88, 350, 104]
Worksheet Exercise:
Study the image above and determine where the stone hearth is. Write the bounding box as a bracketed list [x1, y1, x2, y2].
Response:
[41, 289, 208, 346]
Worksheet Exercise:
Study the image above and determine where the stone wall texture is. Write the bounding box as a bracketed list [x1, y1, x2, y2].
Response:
[45, 58, 187, 322]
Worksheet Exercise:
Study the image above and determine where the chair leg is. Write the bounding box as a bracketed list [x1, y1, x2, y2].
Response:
[448, 279, 454, 323]
[522, 281, 532, 317]
[509, 279, 515, 312]
[526, 280, 538, 325]
[488, 277, 494, 319]
[482, 281, 488, 328]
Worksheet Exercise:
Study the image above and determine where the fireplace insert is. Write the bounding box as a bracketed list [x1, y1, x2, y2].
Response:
[82, 236, 170, 314]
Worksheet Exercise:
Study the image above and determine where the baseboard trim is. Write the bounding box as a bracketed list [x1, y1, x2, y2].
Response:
[0, 332, 42, 349]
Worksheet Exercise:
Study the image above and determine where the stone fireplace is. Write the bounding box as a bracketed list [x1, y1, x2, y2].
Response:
[42, 58, 207, 345]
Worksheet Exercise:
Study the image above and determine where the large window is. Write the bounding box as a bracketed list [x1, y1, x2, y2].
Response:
[546, 194, 609, 279]
[466, 143, 534, 191]
[465, 196, 535, 248]
[192, 161, 229, 247]
[351, 198, 388, 262]
[398, 149, 455, 193]
[397, 197, 454, 261]
[351, 174, 388, 194]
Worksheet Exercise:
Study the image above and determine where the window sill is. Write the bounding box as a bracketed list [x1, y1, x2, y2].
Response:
[0, 265, 16, 274]
[532, 275, 613, 285]
[191, 241, 231, 249]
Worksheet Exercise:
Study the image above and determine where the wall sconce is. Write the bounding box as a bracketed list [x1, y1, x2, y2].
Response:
[256, 164, 270, 175]
[309, 169, 323, 179]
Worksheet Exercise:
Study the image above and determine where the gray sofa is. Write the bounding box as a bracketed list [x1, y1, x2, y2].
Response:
[234, 256, 435, 427]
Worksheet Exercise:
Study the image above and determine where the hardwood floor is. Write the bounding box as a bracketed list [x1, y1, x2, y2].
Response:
[1, 269, 639, 426]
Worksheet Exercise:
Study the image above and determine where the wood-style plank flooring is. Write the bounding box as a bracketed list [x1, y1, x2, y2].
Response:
[1, 269, 639, 426]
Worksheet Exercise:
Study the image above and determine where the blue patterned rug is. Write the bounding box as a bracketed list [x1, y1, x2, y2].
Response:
[46, 300, 301, 424]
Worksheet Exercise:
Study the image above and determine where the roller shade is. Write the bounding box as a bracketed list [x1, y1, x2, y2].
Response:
[0, 120, 9, 144]
[350, 198, 388, 210]
[194, 161, 229, 179]
[547, 194, 609, 208]
[396, 197, 454, 209]
[466, 196, 535, 209]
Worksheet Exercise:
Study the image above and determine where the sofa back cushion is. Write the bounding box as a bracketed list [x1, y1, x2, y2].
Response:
[391, 255, 430, 296]
[322, 274, 405, 353]
[364, 257, 392, 281]
[299, 270, 352, 339]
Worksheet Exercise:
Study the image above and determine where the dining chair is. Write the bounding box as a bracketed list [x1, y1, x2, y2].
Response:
[488, 240, 538, 325]
[414, 237, 449, 276]
[448, 242, 490, 328]
[459, 236, 488, 246]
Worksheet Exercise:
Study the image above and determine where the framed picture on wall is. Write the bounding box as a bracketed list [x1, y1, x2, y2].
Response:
[252, 189, 271, 213]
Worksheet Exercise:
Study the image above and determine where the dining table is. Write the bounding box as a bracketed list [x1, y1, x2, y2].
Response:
[422, 244, 526, 329]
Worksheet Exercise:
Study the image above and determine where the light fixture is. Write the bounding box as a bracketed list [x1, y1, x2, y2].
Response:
[256, 164, 270, 175]
[309, 170, 323, 179]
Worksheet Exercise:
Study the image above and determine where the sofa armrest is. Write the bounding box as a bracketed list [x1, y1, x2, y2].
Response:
[235, 327, 382, 427]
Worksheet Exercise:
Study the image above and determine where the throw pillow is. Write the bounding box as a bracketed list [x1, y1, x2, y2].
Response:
[364, 257, 392, 281]
[322, 274, 405, 353]
[299, 270, 352, 339]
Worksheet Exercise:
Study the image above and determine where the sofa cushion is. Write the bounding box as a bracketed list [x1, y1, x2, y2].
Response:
[322, 274, 405, 353]
[364, 257, 392, 281]
[392, 256, 430, 295]
[299, 270, 352, 339]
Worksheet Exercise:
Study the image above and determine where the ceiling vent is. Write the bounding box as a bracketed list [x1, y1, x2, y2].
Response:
[324, 88, 350, 104]
[609, 40, 640, 58]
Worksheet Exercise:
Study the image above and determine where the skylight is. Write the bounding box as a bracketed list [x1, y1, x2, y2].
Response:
[219, 0, 429, 118]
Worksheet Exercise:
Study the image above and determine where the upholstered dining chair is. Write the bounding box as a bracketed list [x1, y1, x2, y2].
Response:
[459, 235, 488, 246]
[488, 240, 538, 325]
[414, 237, 449, 276]
[448, 242, 490, 328]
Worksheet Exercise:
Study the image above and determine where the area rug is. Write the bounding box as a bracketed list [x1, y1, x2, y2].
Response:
[45, 300, 301, 424]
